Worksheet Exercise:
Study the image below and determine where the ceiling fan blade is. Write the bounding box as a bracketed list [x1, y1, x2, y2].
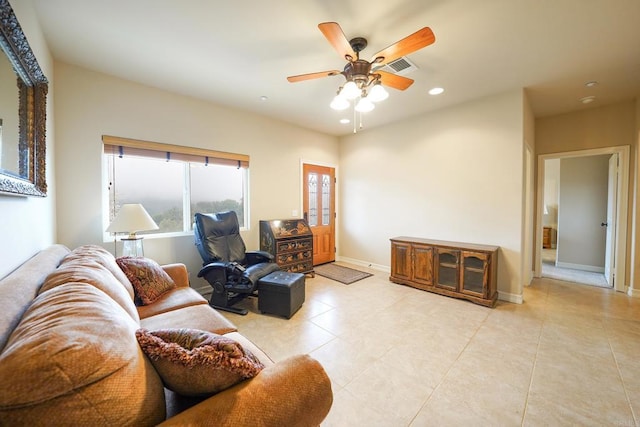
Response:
[371, 27, 435, 65]
[318, 22, 356, 61]
[287, 70, 342, 83]
[377, 71, 414, 91]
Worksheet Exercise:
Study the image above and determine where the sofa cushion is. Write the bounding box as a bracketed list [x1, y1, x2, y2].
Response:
[40, 259, 140, 321]
[61, 244, 135, 300]
[136, 328, 264, 396]
[140, 303, 237, 335]
[0, 283, 165, 425]
[116, 256, 176, 305]
[137, 286, 208, 319]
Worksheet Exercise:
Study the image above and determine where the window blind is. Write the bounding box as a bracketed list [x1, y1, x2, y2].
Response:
[102, 135, 249, 168]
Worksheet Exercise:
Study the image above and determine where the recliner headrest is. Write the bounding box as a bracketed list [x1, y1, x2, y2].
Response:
[194, 211, 247, 264]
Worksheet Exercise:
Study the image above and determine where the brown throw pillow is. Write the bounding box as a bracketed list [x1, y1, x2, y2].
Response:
[135, 328, 265, 396]
[116, 257, 176, 305]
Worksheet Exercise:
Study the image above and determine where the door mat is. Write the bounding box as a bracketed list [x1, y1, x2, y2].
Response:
[314, 263, 372, 285]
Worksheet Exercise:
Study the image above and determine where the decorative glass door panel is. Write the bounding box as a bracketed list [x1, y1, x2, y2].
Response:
[322, 174, 331, 225]
[307, 173, 318, 226]
[461, 251, 488, 297]
[303, 164, 335, 265]
[435, 249, 459, 291]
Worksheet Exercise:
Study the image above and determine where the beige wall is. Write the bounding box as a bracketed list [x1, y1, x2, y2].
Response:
[536, 101, 637, 155]
[53, 62, 339, 289]
[338, 90, 526, 301]
[0, 0, 56, 279]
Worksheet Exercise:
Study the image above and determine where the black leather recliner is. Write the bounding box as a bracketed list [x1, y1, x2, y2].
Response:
[194, 211, 280, 315]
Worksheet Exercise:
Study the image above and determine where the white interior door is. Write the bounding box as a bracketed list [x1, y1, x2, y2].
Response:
[604, 154, 618, 286]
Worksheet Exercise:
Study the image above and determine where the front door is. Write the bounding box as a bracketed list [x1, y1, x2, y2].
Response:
[303, 164, 335, 265]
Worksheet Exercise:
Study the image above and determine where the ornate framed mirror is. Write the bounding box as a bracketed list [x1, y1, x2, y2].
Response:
[0, 0, 48, 197]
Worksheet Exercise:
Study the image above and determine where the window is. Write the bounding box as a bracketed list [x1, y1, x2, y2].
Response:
[103, 135, 249, 238]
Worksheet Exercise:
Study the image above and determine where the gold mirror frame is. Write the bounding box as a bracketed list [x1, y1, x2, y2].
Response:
[0, 0, 48, 197]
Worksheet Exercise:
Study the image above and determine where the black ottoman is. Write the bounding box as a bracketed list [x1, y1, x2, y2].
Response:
[258, 271, 305, 318]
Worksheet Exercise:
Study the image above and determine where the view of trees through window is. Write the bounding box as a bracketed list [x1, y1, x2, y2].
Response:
[106, 155, 247, 236]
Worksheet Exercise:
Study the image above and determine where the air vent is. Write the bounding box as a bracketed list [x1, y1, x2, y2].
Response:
[376, 56, 419, 76]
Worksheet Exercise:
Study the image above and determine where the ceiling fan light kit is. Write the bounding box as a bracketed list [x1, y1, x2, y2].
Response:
[355, 97, 375, 113]
[287, 22, 436, 131]
[330, 95, 350, 110]
[340, 80, 361, 100]
[368, 82, 390, 102]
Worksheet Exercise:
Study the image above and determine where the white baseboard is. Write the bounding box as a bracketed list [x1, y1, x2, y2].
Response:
[336, 256, 390, 273]
[555, 261, 604, 273]
[498, 291, 523, 304]
[628, 287, 640, 298]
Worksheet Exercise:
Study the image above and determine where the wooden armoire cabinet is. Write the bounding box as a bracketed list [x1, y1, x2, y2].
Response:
[390, 236, 498, 307]
[259, 219, 314, 275]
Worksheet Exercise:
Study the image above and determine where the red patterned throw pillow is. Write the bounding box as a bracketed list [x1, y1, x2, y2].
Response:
[116, 257, 176, 305]
[135, 328, 265, 396]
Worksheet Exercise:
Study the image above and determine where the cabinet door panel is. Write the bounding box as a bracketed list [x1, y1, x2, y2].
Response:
[391, 242, 411, 280]
[435, 249, 459, 291]
[460, 251, 489, 297]
[412, 245, 433, 285]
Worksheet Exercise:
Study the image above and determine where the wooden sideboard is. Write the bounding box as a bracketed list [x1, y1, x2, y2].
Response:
[260, 219, 314, 275]
[542, 227, 552, 249]
[390, 236, 499, 307]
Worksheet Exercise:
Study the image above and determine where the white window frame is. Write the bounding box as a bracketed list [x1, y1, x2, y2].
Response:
[102, 135, 250, 242]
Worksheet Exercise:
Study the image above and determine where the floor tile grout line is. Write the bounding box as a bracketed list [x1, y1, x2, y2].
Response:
[520, 280, 550, 426]
[603, 318, 638, 426]
[408, 305, 492, 426]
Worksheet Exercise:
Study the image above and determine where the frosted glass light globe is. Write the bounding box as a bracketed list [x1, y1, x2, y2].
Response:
[330, 95, 349, 110]
[341, 81, 360, 100]
[355, 97, 375, 113]
[368, 83, 389, 102]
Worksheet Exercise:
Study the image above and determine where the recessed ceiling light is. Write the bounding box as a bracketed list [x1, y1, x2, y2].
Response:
[428, 87, 444, 95]
[259, 96, 268, 101]
[580, 95, 596, 104]
[339, 118, 350, 124]
[585, 81, 599, 88]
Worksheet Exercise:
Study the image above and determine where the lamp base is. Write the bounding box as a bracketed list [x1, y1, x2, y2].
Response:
[121, 237, 144, 257]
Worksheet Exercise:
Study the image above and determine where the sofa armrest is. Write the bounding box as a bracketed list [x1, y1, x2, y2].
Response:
[159, 354, 333, 427]
[162, 263, 189, 288]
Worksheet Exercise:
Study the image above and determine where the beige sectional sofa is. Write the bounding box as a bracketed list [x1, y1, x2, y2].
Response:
[0, 244, 332, 425]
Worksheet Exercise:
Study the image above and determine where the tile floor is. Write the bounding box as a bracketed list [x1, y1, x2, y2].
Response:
[219, 264, 640, 426]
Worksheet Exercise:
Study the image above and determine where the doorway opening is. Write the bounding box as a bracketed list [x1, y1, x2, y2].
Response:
[535, 146, 629, 293]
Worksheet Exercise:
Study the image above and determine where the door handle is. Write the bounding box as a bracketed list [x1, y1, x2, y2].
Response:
[601, 222, 608, 227]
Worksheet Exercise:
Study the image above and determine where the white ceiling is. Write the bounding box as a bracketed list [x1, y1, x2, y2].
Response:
[31, 0, 640, 136]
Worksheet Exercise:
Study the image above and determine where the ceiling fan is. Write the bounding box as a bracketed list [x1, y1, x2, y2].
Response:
[287, 22, 436, 111]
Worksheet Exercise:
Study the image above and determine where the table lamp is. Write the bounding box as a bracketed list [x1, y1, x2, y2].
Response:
[106, 203, 159, 257]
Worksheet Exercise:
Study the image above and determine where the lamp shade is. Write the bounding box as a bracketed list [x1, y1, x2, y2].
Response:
[106, 204, 159, 237]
